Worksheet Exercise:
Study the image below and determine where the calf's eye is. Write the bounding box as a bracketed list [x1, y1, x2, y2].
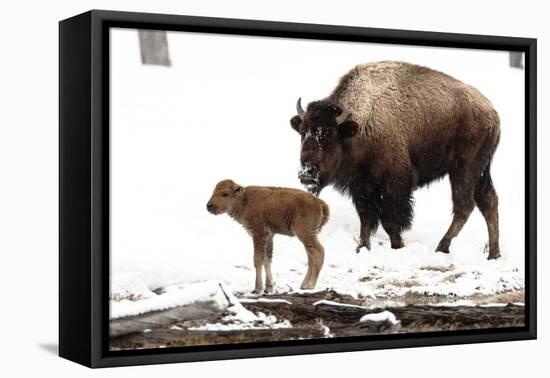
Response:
[222, 193, 229, 197]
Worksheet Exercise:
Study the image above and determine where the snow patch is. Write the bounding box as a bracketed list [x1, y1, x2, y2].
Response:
[313, 300, 366, 309]
[110, 29, 526, 314]
[190, 311, 292, 331]
[239, 298, 292, 305]
[224, 303, 258, 323]
[111, 272, 155, 301]
[109, 281, 235, 320]
[360, 311, 399, 325]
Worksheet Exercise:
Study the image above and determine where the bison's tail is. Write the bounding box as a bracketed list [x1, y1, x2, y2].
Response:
[319, 201, 330, 230]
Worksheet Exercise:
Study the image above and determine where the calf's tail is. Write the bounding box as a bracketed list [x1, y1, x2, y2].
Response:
[319, 201, 330, 229]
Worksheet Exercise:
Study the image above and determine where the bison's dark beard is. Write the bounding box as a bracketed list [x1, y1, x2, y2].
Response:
[298, 163, 321, 196]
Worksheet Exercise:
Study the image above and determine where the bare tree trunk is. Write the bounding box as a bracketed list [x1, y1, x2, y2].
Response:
[138, 30, 171, 66]
[509, 51, 523, 69]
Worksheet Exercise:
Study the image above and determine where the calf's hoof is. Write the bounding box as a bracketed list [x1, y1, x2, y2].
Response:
[264, 284, 274, 294]
[300, 282, 315, 290]
[487, 252, 501, 260]
[252, 288, 263, 295]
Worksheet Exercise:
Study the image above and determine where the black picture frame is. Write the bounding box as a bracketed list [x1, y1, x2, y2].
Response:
[59, 9, 537, 368]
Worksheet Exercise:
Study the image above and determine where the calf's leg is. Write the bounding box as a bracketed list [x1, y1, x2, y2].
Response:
[252, 235, 266, 294]
[306, 236, 325, 289]
[264, 235, 275, 293]
[301, 252, 314, 290]
[295, 230, 324, 290]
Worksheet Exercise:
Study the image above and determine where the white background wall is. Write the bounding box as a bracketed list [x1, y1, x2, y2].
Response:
[0, 0, 546, 376]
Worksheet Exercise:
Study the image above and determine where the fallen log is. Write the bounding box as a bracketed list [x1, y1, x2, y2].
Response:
[110, 325, 328, 350]
[109, 301, 224, 338]
[109, 281, 239, 337]
[109, 289, 525, 350]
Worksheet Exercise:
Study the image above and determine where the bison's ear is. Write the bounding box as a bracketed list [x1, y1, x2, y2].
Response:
[290, 115, 302, 133]
[338, 119, 359, 139]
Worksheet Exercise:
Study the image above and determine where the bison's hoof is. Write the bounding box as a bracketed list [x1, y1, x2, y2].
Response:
[487, 252, 501, 260]
[252, 288, 263, 295]
[390, 240, 404, 249]
[355, 241, 371, 254]
[436, 240, 450, 254]
[300, 283, 315, 290]
[264, 285, 274, 294]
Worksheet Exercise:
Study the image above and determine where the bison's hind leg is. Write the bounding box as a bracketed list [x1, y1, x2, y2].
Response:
[474, 166, 500, 260]
[436, 168, 477, 254]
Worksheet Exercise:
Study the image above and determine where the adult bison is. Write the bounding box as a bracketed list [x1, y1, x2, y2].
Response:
[290, 61, 501, 260]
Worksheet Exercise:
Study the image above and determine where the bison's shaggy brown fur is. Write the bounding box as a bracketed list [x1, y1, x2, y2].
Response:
[291, 61, 501, 259]
[207, 179, 329, 293]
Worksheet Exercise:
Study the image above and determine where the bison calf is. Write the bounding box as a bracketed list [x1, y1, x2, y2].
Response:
[207, 179, 329, 293]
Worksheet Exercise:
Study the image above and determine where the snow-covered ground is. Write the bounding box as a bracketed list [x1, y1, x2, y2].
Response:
[109, 28, 525, 319]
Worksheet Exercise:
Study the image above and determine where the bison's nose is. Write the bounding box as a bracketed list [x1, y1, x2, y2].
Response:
[301, 162, 316, 174]
[298, 162, 321, 195]
[298, 162, 318, 180]
[206, 202, 215, 212]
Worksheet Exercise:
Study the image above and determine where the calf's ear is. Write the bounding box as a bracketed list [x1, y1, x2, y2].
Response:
[338, 119, 359, 138]
[290, 115, 302, 133]
[234, 185, 244, 195]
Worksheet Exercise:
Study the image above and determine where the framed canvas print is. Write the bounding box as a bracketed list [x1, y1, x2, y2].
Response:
[59, 10, 537, 368]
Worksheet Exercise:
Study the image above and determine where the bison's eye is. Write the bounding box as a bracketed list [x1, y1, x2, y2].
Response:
[222, 192, 229, 197]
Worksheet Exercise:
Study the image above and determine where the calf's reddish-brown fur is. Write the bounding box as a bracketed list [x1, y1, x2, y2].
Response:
[207, 179, 329, 293]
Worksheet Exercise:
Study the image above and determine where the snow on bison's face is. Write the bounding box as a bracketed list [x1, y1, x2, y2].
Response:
[290, 99, 359, 196]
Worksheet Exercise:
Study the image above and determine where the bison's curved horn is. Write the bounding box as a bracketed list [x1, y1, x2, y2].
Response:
[296, 98, 306, 120]
[335, 108, 349, 125]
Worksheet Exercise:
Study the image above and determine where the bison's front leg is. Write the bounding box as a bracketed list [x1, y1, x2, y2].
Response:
[354, 196, 381, 253]
[380, 190, 414, 249]
[356, 214, 378, 253]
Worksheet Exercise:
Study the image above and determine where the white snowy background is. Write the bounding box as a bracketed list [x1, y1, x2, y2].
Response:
[110, 28, 525, 318]
[2, 1, 547, 375]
